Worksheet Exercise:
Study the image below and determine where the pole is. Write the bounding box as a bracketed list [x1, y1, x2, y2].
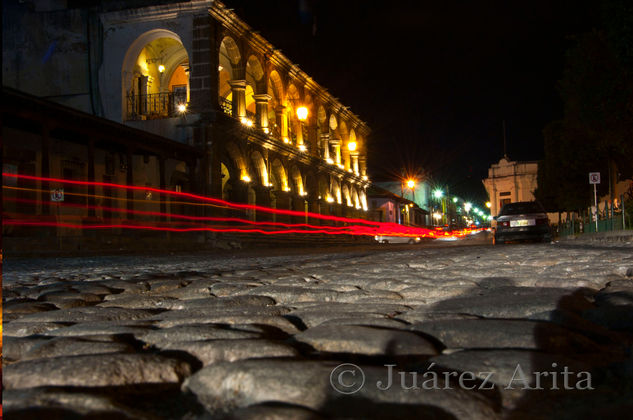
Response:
[593, 183, 598, 232]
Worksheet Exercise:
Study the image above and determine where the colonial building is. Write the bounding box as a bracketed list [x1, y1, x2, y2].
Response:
[482, 156, 538, 217]
[2, 0, 370, 241]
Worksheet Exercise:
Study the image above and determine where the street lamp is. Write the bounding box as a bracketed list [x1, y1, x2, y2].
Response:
[433, 189, 444, 199]
[296, 106, 308, 121]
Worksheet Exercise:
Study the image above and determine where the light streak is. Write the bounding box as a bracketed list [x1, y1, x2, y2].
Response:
[3, 173, 380, 226]
[3, 173, 486, 240]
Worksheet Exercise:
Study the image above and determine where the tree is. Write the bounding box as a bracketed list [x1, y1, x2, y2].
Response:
[538, 4, 633, 212]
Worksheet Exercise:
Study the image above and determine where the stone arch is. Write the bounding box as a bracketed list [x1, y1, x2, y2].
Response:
[250, 150, 268, 186]
[342, 183, 352, 206]
[218, 36, 242, 106]
[329, 113, 338, 131]
[270, 158, 288, 192]
[225, 142, 248, 181]
[286, 84, 301, 144]
[289, 165, 304, 196]
[245, 55, 264, 116]
[121, 29, 189, 120]
[351, 185, 360, 209]
[331, 177, 342, 204]
[267, 70, 284, 137]
[360, 188, 368, 210]
[220, 162, 231, 201]
[318, 174, 329, 200]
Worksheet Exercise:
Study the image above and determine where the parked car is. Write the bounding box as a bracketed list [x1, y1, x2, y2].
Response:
[494, 201, 552, 244]
[374, 235, 421, 244]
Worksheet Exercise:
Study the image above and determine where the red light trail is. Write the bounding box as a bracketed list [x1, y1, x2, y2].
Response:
[3, 173, 484, 240]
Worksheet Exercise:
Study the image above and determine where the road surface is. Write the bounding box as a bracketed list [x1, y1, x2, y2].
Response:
[3, 234, 633, 419]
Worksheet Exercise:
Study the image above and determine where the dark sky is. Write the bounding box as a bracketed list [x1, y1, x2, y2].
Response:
[223, 0, 596, 204]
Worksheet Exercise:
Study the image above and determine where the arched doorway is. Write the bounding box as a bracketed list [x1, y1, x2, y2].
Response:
[122, 30, 189, 121]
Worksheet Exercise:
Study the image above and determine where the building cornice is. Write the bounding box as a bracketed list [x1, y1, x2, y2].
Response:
[210, 1, 370, 136]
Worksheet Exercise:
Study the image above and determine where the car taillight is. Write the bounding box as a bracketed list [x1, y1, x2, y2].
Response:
[499, 221, 509, 227]
[536, 218, 548, 225]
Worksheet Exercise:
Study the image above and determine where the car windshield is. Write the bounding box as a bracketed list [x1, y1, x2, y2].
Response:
[500, 202, 544, 215]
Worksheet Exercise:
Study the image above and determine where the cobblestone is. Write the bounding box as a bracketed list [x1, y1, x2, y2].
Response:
[3, 239, 633, 418]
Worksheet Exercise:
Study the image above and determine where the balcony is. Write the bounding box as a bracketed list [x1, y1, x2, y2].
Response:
[126, 92, 188, 121]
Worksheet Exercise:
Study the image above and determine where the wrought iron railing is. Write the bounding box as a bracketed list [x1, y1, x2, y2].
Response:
[126, 92, 188, 120]
[219, 97, 232, 116]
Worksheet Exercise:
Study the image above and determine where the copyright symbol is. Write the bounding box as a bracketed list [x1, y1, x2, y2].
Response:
[330, 363, 365, 394]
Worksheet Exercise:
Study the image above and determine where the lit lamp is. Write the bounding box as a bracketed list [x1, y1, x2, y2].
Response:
[177, 103, 187, 113]
[348, 141, 357, 152]
[296, 106, 308, 121]
[407, 179, 415, 189]
[158, 64, 165, 73]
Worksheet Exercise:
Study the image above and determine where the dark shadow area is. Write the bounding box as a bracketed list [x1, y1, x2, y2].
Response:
[507, 285, 633, 419]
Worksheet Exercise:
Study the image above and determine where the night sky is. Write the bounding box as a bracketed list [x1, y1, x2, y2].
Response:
[224, 0, 596, 204]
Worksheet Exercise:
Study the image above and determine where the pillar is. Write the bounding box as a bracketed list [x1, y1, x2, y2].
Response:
[253, 94, 272, 132]
[359, 156, 367, 178]
[228, 80, 247, 119]
[351, 153, 359, 175]
[331, 138, 341, 166]
[320, 132, 331, 161]
[275, 105, 288, 141]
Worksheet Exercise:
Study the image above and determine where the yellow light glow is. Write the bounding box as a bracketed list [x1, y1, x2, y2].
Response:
[337, 164, 344, 169]
[240, 118, 253, 127]
[326, 196, 335, 203]
[433, 212, 442, 220]
[326, 158, 334, 164]
[406, 179, 415, 189]
[362, 175, 368, 180]
[241, 175, 251, 183]
[348, 141, 357, 151]
[298, 144, 307, 152]
[283, 137, 290, 144]
[158, 65, 165, 73]
[177, 103, 187, 113]
[485, 201, 491, 208]
[296, 106, 308, 121]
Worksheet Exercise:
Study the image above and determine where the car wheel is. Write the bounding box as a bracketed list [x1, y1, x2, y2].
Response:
[408, 238, 415, 244]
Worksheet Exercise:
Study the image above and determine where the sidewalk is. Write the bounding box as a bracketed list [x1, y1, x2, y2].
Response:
[559, 229, 633, 245]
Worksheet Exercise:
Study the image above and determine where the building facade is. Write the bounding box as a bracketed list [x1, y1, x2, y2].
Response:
[2, 0, 371, 240]
[482, 157, 538, 218]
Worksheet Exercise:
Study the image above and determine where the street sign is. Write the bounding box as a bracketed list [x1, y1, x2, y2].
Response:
[589, 172, 601, 184]
[51, 188, 64, 202]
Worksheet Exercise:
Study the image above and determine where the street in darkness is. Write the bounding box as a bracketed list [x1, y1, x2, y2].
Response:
[3, 235, 633, 418]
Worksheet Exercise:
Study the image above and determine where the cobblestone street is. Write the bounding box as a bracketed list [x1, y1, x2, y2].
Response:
[3, 237, 633, 419]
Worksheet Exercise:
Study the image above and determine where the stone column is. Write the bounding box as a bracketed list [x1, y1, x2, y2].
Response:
[253, 94, 271, 132]
[351, 153, 359, 175]
[331, 138, 342, 166]
[359, 156, 367, 177]
[275, 105, 288, 140]
[228, 80, 247, 119]
[320, 132, 331, 161]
